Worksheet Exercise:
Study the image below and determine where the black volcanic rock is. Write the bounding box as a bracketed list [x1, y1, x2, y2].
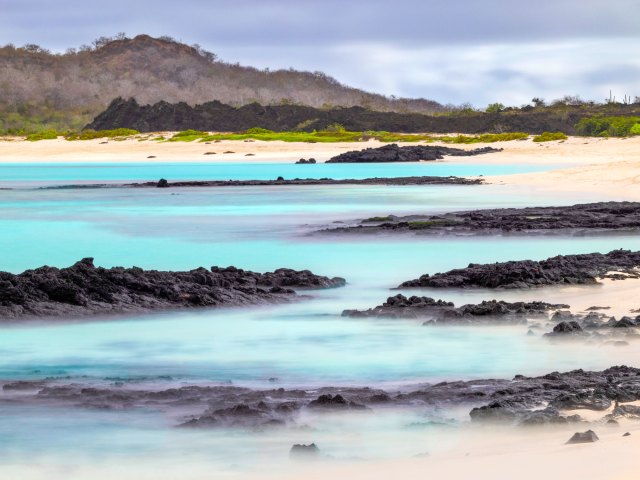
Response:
[7, 366, 640, 429]
[129, 176, 484, 188]
[307, 394, 367, 410]
[566, 430, 599, 444]
[547, 321, 584, 335]
[0, 258, 346, 320]
[399, 249, 640, 289]
[342, 294, 567, 325]
[290, 443, 320, 458]
[322, 202, 640, 236]
[325, 143, 500, 163]
[86, 97, 626, 135]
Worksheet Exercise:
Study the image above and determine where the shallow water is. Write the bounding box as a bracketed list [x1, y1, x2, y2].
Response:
[0, 160, 564, 187]
[0, 160, 638, 476]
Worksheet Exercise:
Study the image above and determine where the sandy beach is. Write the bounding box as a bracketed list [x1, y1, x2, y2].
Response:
[2, 135, 639, 200]
[0, 135, 637, 166]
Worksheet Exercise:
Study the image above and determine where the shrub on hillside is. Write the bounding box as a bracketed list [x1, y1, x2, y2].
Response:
[575, 116, 640, 137]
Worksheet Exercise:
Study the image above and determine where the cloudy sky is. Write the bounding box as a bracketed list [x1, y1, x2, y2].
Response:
[2, 0, 639, 106]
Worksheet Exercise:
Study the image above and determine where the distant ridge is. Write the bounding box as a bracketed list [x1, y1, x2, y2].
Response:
[86, 97, 625, 134]
[0, 34, 443, 133]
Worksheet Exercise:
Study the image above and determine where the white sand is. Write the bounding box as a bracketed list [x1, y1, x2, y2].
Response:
[1, 135, 638, 166]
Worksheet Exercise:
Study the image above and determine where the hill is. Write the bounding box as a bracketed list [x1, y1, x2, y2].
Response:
[0, 34, 444, 134]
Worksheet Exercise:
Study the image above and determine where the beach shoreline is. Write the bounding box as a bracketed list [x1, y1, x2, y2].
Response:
[0, 135, 637, 166]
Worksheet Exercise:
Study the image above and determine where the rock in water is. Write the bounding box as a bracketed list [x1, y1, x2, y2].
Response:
[547, 321, 584, 335]
[157, 178, 169, 188]
[0, 258, 346, 320]
[290, 443, 320, 459]
[400, 249, 640, 289]
[566, 430, 599, 444]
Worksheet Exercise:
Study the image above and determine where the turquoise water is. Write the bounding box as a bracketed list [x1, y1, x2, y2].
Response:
[0, 161, 638, 476]
[0, 161, 564, 187]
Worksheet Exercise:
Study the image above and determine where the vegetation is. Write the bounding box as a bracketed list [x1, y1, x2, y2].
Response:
[64, 128, 139, 140]
[25, 130, 61, 141]
[486, 103, 505, 113]
[532, 132, 568, 142]
[167, 129, 530, 144]
[1, 34, 638, 136]
[439, 132, 529, 143]
[0, 34, 444, 134]
[575, 116, 640, 137]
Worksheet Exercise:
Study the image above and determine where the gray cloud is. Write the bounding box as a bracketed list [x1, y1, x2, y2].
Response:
[1, 0, 639, 105]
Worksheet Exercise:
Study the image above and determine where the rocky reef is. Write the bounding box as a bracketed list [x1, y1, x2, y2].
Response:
[325, 143, 501, 163]
[0, 258, 346, 320]
[39, 175, 484, 190]
[321, 202, 640, 236]
[399, 249, 640, 289]
[6, 366, 640, 430]
[342, 294, 568, 325]
[141, 175, 484, 188]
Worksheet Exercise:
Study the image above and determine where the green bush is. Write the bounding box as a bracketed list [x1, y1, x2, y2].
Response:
[244, 127, 274, 134]
[322, 123, 346, 133]
[440, 132, 528, 144]
[65, 128, 140, 140]
[630, 123, 640, 136]
[485, 103, 505, 113]
[25, 129, 60, 141]
[575, 116, 640, 137]
[173, 129, 207, 137]
[532, 132, 568, 142]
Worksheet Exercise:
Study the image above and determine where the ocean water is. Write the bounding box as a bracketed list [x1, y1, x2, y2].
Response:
[0, 161, 638, 477]
[0, 160, 564, 187]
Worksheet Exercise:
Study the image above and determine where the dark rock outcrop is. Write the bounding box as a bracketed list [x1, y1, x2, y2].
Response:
[546, 321, 584, 336]
[295, 158, 316, 164]
[87, 97, 626, 135]
[325, 143, 500, 163]
[400, 249, 640, 289]
[566, 430, 599, 444]
[131, 176, 484, 188]
[307, 394, 367, 410]
[322, 202, 640, 236]
[290, 443, 320, 458]
[6, 366, 640, 430]
[0, 258, 346, 320]
[342, 294, 567, 325]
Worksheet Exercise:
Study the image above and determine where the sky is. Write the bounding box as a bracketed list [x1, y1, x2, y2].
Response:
[2, 0, 639, 106]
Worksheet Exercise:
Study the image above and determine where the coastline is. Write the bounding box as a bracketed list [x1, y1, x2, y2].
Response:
[0, 135, 637, 166]
[2, 133, 640, 479]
